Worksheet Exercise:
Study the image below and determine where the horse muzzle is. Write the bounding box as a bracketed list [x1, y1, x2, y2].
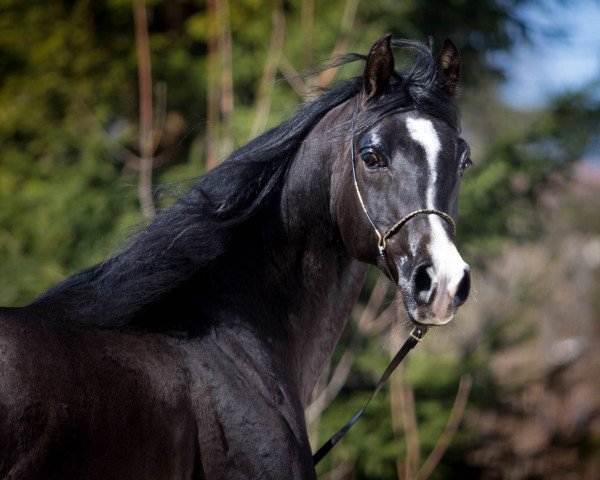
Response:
[408, 260, 471, 325]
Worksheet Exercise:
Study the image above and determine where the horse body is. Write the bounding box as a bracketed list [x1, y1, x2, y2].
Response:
[0, 309, 198, 479]
[0, 306, 340, 479]
[1, 36, 471, 478]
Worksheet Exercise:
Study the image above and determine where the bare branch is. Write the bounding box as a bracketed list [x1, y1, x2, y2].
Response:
[123, 150, 172, 172]
[305, 350, 355, 425]
[133, 0, 156, 222]
[317, 0, 359, 88]
[152, 81, 167, 152]
[75, 99, 177, 177]
[416, 375, 473, 480]
[248, 0, 286, 140]
[365, 305, 394, 337]
[74, 99, 141, 167]
[205, 0, 220, 170]
[301, 0, 315, 68]
[389, 329, 420, 480]
[390, 364, 406, 480]
[319, 459, 355, 480]
[402, 378, 420, 479]
[357, 276, 391, 335]
[278, 55, 308, 99]
[218, 0, 234, 158]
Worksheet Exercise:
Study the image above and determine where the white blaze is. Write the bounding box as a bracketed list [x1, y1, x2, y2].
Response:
[406, 117, 468, 322]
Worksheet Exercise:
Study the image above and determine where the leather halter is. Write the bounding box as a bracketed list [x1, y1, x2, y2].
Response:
[349, 100, 456, 282]
[313, 101, 458, 465]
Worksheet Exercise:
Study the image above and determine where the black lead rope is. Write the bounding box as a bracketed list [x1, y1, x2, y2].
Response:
[312, 325, 428, 465]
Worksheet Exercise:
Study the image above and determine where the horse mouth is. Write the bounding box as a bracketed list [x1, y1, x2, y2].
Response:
[407, 307, 455, 327]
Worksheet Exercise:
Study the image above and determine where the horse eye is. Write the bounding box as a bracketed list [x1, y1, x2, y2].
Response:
[361, 150, 380, 169]
[461, 155, 473, 170]
[460, 145, 473, 172]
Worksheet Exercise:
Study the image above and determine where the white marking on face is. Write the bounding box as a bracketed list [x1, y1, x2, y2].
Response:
[406, 117, 468, 324]
[406, 117, 440, 207]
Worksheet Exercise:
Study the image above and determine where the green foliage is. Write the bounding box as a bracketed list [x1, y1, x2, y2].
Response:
[458, 89, 600, 257]
[0, 0, 206, 304]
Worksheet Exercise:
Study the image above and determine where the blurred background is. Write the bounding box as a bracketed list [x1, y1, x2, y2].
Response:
[1, 0, 599, 478]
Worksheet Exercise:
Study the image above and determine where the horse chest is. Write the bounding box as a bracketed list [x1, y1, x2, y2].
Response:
[182, 327, 316, 479]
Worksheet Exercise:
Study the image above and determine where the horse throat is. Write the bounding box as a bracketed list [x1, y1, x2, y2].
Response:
[281, 243, 367, 406]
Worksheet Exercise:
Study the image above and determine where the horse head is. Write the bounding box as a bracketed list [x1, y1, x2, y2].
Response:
[335, 35, 471, 326]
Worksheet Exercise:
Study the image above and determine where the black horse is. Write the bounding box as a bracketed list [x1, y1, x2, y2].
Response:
[0, 36, 471, 479]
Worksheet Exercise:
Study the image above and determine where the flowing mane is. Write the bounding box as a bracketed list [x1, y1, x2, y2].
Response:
[29, 39, 459, 329]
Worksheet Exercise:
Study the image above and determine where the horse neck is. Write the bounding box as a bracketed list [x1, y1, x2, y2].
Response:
[278, 102, 369, 403]
[211, 100, 367, 405]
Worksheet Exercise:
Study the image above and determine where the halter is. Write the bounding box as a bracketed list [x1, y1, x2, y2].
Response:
[349, 100, 456, 282]
[313, 101, 457, 465]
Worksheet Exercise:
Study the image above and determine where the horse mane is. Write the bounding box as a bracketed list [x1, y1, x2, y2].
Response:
[29, 39, 458, 328]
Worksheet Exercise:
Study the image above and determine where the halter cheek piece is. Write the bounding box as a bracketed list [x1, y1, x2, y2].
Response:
[349, 101, 456, 282]
[313, 101, 457, 466]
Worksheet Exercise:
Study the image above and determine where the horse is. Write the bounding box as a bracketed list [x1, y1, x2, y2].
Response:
[0, 35, 471, 479]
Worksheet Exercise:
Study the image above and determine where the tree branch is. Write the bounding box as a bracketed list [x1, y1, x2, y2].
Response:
[205, 0, 220, 170]
[358, 276, 391, 335]
[319, 459, 356, 480]
[305, 349, 355, 425]
[133, 0, 156, 222]
[278, 55, 308, 99]
[416, 375, 473, 480]
[151, 81, 167, 152]
[316, 0, 359, 88]
[218, 0, 234, 158]
[248, 0, 286, 140]
[389, 330, 420, 480]
[301, 0, 314, 68]
[402, 377, 420, 479]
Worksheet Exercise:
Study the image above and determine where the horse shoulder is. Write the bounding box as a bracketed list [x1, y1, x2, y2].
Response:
[0, 309, 201, 479]
[181, 324, 316, 480]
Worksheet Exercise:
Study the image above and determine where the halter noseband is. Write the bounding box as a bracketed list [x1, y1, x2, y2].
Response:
[349, 101, 456, 281]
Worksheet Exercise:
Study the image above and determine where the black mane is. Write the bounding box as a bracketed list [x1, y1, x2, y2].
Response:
[30, 39, 458, 327]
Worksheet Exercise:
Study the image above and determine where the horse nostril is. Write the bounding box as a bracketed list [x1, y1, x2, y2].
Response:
[413, 263, 435, 305]
[453, 268, 471, 307]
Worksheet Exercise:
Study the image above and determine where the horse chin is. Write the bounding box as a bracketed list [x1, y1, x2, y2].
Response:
[406, 307, 455, 327]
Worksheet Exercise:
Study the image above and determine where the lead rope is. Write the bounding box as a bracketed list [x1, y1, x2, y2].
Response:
[312, 325, 427, 465]
[313, 100, 456, 465]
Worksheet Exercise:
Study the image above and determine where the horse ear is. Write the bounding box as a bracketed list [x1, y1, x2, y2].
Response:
[436, 39, 461, 97]
[363, 34, 394, 100]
